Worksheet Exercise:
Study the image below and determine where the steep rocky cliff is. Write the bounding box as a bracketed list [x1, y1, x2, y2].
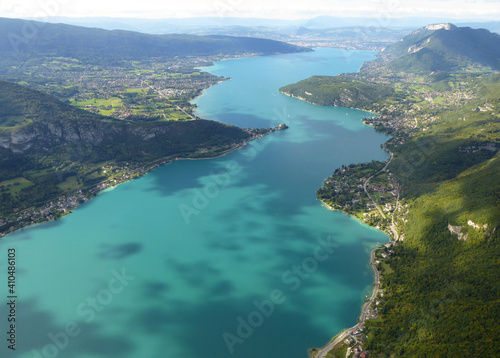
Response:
[0, 80, 251, 160]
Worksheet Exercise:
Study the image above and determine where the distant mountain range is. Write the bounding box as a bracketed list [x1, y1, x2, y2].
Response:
[0, 17, 308, 61]
[24, 16, 500, 34]
[15, 16, 500, 52]
[378, 23, 500, 72]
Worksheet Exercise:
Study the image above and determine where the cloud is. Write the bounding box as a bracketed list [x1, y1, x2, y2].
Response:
[0, 0, 498, 19]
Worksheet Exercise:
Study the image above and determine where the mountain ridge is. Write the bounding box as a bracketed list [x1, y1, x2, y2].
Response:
[0, 17, 310, 61]
[378, 23, 500, 72]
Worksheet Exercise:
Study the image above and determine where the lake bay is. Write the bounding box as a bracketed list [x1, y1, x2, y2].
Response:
[1, 48, 389, 358]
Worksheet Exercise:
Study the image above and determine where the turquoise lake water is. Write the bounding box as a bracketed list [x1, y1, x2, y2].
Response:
[1, 48, 389, 358]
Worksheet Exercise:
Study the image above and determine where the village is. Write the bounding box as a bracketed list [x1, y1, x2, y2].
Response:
[317, 158, 408, 237]
[0, 162, 153, 238]
[5, 55, 243, 122]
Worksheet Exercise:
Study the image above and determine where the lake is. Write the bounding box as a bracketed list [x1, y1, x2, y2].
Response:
[0, 48, 389, 358]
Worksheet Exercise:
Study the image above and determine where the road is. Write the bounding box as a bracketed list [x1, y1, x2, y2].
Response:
[362, 151, 394, 220]
[143, 82, 196, 120]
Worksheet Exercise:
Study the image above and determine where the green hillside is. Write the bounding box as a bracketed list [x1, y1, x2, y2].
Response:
[0, 80, 108, 127]
[0, 80, 256, 223]
[280, 23, 500, 357]
[315, 73, 500, 358]
[279, 75, 397, 109]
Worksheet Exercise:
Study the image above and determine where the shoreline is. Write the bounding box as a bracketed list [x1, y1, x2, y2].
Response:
[314, 199, 390, 358]
[311, 244, 383, 358]
[0, 129, 279, 240]
[320, 200, 393, 237]
[279, 90, 380, 116]
[297, 90, 395, 356]
[313, 149, 395, 358]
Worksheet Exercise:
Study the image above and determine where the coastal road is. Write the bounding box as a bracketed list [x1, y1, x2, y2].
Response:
[314, 247, 381, 358]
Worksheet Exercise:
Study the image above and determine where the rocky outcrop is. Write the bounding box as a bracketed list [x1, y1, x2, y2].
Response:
[448, 224, 467, 241]
[467, 220, 488, 230]
[0, 119, 170, 154]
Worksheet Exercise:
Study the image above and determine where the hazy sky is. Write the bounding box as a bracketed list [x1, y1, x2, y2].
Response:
[1, 0, 499, 20]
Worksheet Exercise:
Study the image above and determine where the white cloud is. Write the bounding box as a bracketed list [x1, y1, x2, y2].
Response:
[0, 0, 498, 19]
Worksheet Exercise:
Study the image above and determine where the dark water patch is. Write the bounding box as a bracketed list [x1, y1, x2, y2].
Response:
[1, 299, 135, 358]
[99, 243, 143, 260]
[207, 240, 242, 252]
[142, 281, 170, 300]
[147, 159, 227, 197]
[167, 299, 332, 358]
[215, 112, 272, 129]
[132, 306, 173, 334]
[209, 280, 234, 297]
[1, 298, 61, 355]
[66, 325, 135, 358]
[166, 259, 221, 287]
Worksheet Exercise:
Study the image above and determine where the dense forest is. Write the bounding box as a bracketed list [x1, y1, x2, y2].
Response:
[280, 75, 398, 108]
[365, 79, 500, 357]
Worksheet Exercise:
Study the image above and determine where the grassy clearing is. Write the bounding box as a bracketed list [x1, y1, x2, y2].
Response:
[57, 176, 82, 192]
[433, 96, 445, 104]
[0, 177, 34, 194]
[380, 261, 394, 275]
[125, 88, 145, 94]
[72, 97, 123, 108]
[0, 115, 32, 127]
[409, 84, 433, 92]
[24, 168, 54, 178]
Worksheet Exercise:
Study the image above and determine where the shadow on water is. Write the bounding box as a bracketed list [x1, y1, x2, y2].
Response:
[141, 281, 171, 300]
[214, 112, 273, 129]
[129, 299, 333, 358]
[98, 242, 144, 260]
[1, 298, 135, 358]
